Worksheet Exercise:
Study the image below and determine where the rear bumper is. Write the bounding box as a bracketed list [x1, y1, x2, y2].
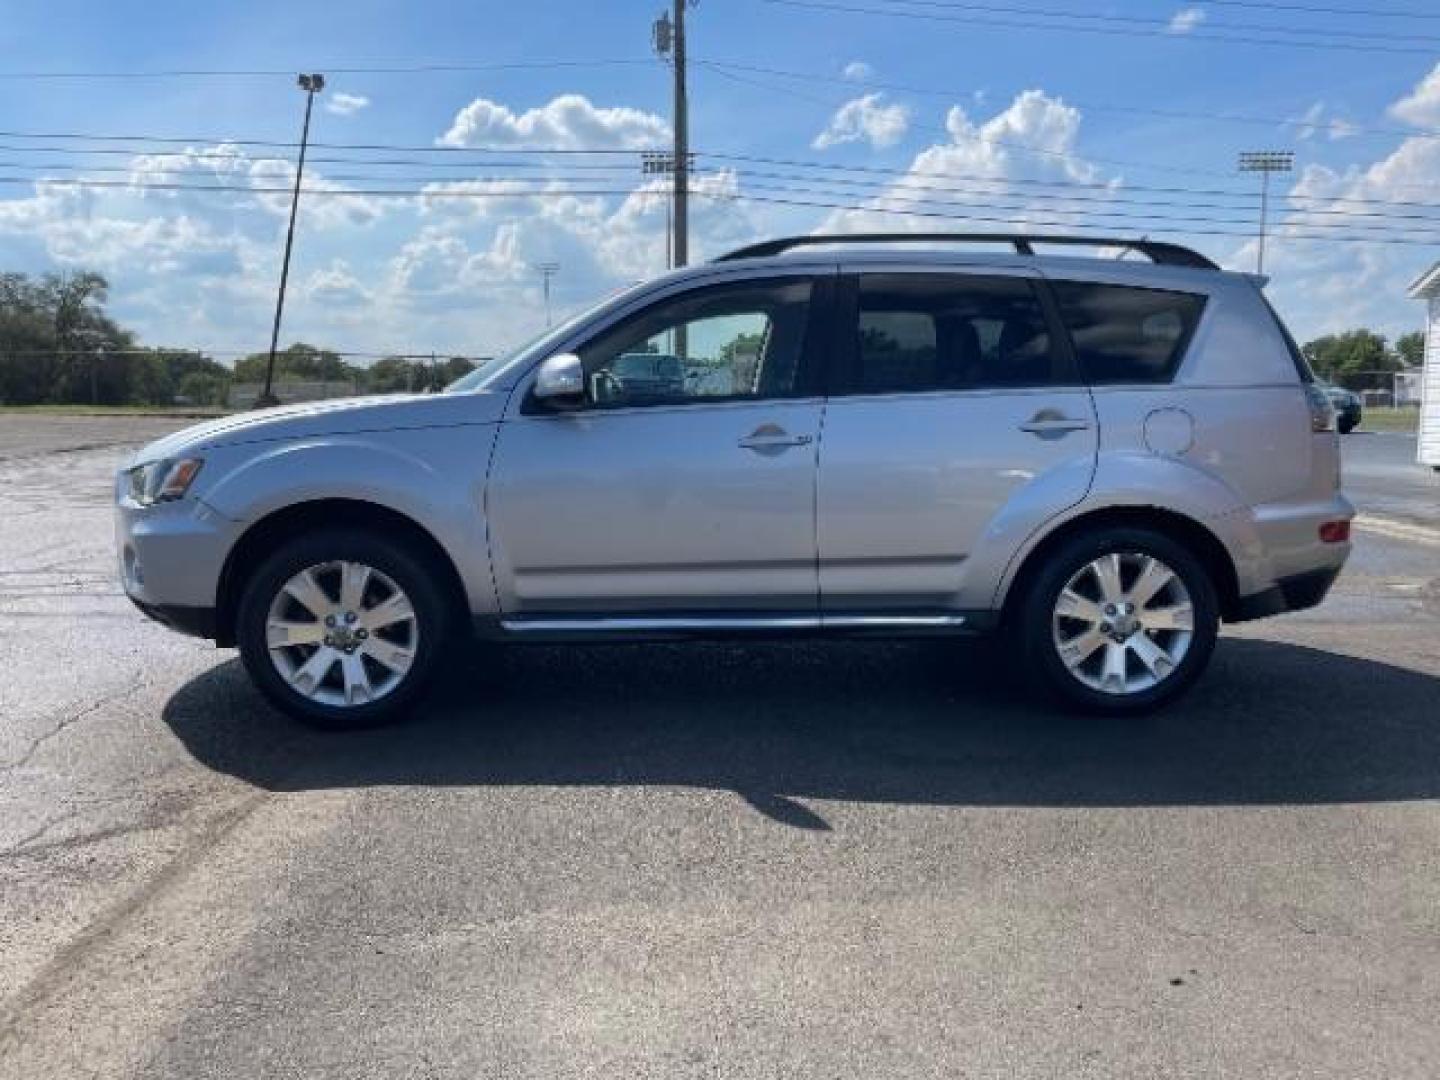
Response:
[1232, 565, 1342, 622]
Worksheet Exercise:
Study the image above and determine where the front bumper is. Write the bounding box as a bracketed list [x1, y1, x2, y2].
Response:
[115, 483, 239, 641]
[127, 596, 218, 640]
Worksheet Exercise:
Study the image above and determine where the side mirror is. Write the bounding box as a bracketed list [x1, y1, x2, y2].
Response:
[532, 353, 585, 407]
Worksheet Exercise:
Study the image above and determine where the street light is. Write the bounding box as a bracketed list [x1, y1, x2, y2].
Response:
[256, 72, 325, 408]
[536, 263, 560, 327]
[1238, 150, 1293, 276]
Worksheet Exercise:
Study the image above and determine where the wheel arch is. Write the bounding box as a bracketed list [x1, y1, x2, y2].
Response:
[215, 498, 470, 647]
[997, 505, 1242, 628]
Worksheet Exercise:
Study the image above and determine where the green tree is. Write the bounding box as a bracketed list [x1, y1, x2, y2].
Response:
[233, 343, 359, 385]
[1395, 330, 1425, 368]
[1301, 330, 1397, 383]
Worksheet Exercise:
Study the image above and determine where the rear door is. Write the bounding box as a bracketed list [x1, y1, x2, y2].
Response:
[816, 268, 1098, 612]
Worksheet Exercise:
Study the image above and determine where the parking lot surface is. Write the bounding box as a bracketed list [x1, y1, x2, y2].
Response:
[1, 416, 1437, 1078]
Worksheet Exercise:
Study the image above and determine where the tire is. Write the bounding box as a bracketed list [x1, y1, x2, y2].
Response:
[1018, 526, 1220, 716]
[1338, 417, 1357, 434]
[236, 529, 449, 729]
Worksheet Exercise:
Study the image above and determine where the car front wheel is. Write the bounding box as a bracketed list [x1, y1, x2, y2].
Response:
[236, 530, 448, 728]
[1019, 527, 1219, 715]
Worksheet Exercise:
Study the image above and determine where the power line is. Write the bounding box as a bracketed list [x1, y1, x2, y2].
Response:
[17, 161, 1440, 226]
[723, 191, 1440, 247]
[857, 0, 1440, 44]
[699, 59, 1243, 182]
[0, 58, 656, 81]
[8, 153, 1440, 215]
[0, 129, 658, 155]
[696, 64, 1440, 194]
[1050, 0, 1440, 19]
[757, 0, 1440, 54]
[7, 173, 1439, 242]
[698, 58, 1440, 142]
[731, 178, 1440, 239]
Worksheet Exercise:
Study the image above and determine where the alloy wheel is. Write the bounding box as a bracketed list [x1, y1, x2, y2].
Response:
[265, 560, 419, 707]
[1051, 551, 1195, 696]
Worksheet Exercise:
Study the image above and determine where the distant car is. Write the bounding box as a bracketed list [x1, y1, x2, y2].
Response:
[602, 352, 685, 401]
[1319, 383, 1362, 434]
[116, 232, 1354, 726]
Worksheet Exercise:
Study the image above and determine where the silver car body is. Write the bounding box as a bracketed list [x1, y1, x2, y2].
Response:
[116, 248, 1351, 643]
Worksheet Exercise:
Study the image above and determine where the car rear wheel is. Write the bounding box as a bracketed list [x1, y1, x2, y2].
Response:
[236, 530, 448, 728]
[1019, 526, 1219, 715]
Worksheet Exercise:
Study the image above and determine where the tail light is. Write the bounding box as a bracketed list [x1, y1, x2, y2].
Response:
[1305, 383, 1336, 432]
[1319, 520, 1350, 543]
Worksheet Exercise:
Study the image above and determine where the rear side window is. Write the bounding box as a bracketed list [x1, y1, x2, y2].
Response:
[854, 274, 1063, 394]
[1051, 281, 1206, 385]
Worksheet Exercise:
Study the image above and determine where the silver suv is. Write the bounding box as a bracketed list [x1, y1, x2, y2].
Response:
[115, 233, 1353, 726]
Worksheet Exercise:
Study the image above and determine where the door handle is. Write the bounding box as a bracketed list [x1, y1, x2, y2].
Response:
[1019, 410, 1091, 437]
[738, 425, 814, 453]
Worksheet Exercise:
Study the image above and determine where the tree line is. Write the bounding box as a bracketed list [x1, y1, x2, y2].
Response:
[0, 270, 477, 408]
[1, 267, 1426, 408]
[1302, 329, 1423, 388]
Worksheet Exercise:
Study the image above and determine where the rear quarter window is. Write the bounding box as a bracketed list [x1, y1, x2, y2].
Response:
[1050, 281, 1207, 385]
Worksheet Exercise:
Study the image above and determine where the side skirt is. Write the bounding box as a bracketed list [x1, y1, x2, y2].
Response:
[473, 610, 996, 643]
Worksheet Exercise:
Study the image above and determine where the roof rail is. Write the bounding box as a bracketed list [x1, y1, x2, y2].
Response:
[713, 233, 1219, 270]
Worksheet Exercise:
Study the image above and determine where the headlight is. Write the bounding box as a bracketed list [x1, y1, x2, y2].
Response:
[127, 457, 204, 505]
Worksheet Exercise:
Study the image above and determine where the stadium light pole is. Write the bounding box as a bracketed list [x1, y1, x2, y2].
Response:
[257, 72, 325, 409]
[1238, 150, 1293, 276]
[537, 263, 560, 327]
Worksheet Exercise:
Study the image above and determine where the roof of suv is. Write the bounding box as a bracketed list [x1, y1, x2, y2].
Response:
[704, 234, 1250, 292]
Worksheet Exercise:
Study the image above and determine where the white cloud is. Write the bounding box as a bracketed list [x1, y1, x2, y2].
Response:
[1388, 61, 1440, 129]
[812, 93, 911, 150]
[1167, 7, 1206, 34]
[305, 260, 370, 304]
[438, 93, 668, 149]
[819, 90, 1114, 235]
[842, 60, 873, 81]
[1294, 102, 1358, 142]
[1223, 116, 1440, 340]
[324, 92, 370, 117]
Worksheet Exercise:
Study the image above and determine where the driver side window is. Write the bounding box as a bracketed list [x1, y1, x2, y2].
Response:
[575, 278, 813, 408]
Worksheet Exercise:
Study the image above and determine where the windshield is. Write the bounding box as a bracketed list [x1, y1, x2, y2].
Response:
[444, 284, 647, 394]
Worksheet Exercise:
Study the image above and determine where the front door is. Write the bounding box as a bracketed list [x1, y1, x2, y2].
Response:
[817, 270, 1098, 612]
[488, 274, 828, 615]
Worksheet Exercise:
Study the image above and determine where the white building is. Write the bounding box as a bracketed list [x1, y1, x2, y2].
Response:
[1406, 262, 1440, 469]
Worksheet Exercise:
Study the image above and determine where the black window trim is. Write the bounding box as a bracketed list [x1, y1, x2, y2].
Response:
[523, 272, 834, 414]
[1042, 277, 1210, 388]
[827, 270, 1082, 399]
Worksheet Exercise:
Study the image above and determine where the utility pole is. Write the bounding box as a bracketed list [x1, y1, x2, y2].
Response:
[653, 3, 693, 268]
[1237, 150, 1293, 276]
[537, 263, 560, 327]
[257, 72, 325, 409]
[641, 151, 674, 270]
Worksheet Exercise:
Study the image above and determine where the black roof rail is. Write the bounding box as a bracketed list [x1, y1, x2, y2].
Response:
[712, 233, 1219, 270]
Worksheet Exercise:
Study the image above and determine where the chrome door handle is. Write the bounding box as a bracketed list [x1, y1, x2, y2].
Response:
[1019, 411, 1091, 437]
[738, 426, 814, 453]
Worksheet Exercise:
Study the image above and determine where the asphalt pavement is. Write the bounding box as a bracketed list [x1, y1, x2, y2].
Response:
[1, 416, 1437, 1078]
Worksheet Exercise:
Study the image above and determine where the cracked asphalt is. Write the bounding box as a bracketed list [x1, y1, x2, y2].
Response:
[1, 413, 1438, 1078]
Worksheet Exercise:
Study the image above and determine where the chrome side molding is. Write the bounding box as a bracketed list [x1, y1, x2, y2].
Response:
[497, 611, 972, 639]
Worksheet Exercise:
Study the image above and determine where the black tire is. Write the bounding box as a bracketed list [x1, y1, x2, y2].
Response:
[1018, 526, 1220, 716]
[1338, 417, 1357, 434]
[236, 529, 449, 729]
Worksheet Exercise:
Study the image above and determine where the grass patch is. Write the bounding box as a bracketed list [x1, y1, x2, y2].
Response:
[1360, 407, 1420, 434]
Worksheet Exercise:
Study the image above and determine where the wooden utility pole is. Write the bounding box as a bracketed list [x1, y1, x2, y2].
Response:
[672, 0, 689, 269]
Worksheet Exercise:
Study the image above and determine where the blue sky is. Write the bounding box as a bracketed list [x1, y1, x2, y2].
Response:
[2, 0, 1438, 360]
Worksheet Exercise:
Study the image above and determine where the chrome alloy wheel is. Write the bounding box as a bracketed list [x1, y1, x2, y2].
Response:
[265, 560, 418, 707]
[1051, 552, 1195, 696]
